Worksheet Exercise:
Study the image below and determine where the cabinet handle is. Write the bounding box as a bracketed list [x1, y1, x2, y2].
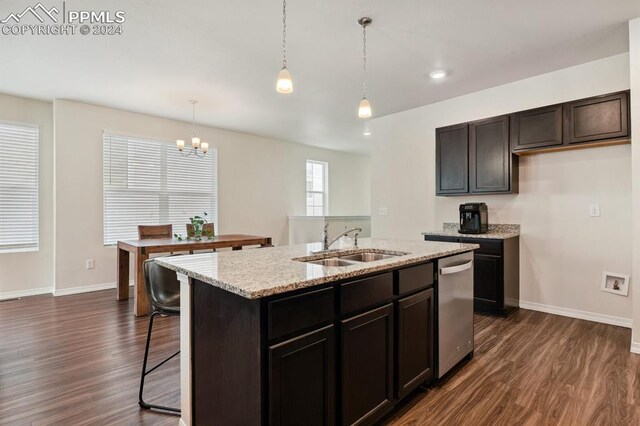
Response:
[440, 260, 473, 275]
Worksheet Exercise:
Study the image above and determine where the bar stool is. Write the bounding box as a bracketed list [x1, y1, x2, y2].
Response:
[138, 258, 181, 415]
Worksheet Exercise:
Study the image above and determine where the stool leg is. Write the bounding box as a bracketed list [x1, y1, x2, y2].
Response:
[138, 312, 181, 414]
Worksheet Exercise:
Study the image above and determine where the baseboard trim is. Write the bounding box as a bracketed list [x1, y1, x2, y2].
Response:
[53, 281, 134, 297]
[0, 286, 53, 301]
[520, 300, 632, 328]
[631, 342, 640, 354]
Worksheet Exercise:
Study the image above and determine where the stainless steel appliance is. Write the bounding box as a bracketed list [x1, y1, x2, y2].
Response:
[437, 252, 474, 378]
[459, 202, 488, 234]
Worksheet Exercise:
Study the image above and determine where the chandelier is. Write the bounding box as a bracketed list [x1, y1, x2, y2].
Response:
[176, 100, 208, 158]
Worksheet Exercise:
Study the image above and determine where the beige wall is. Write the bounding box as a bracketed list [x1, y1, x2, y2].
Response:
[53, 100, 370, 291]
[370, 53, 633, 322]
[629, 18, 640, 350]
[0, 94, 54, 296]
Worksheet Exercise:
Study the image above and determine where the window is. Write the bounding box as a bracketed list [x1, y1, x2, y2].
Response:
[306, 160, 328, 216]
[0, 122, 39, 252]
[103, 133, 217, 245]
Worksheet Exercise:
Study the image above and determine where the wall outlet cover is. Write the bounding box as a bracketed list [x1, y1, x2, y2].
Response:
[86, 259, 95, 269]
[589, 204, 601, 217]
[379, 207, 388, 216]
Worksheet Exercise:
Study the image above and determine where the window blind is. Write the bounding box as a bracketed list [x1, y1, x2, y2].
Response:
[0, 122, 39, 252]
[103, 133, 217, 245]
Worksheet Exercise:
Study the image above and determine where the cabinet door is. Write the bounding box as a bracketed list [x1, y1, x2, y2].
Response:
[564, 91, 629, 144]
[469, 115, 511, 193]
[512, 104, 563, 151]
[341, 304, 394, 426]
[473, 254, 502, 312]
[436, 123, 469, 195]
[269, 325, 335, 426]
[396, 288, 434, 400]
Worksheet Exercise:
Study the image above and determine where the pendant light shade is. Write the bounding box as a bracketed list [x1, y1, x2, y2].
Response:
[276, 0, 293, 94]
[357, 17, 372, 119]
[276, 67, 293, 94]
[358, 98, 372, 118]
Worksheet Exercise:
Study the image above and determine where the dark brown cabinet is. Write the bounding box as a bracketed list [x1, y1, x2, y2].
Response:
[436, 123, 469, 195]
[269, 325, 336, 426]
[396, 288, 434, 400]
[191, 261, 437, 424]
[423, 235, 519, 316]
[512, 104, 563, 151]
[341, 303, 394, 426]
[564, 91, 629, 144]
[469, 115, 514, 193]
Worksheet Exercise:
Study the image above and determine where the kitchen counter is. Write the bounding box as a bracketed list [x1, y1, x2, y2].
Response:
[155, 237, 478, 299]
[422, 223, 520, 240]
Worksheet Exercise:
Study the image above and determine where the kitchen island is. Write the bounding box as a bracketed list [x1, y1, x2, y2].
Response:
[156, 238, 478, 426]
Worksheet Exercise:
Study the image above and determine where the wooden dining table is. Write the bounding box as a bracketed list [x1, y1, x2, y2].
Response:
[117, 234, 273, 316]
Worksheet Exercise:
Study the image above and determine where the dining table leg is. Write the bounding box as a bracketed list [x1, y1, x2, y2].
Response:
[117, 248, 130, 300]
[134, 251, 150, 317]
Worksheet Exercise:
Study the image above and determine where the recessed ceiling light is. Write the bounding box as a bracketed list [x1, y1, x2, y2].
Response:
[429, 70, 447, 80]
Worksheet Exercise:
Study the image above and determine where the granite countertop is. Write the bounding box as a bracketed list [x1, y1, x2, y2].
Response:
[422, 223, 520, 240]
[155, 238, 478, 299]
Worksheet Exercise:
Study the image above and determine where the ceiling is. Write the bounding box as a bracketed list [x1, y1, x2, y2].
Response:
[0, 0, 639, 154]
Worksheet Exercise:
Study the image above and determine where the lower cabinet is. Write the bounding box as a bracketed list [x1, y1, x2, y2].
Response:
[269, 325, 336, 426]
[341, 303, 394, 426]
[473, 254, 501, 312]
[396, 288, 434, 400]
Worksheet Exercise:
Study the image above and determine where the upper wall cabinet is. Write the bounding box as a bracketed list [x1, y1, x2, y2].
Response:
[436, 123, 469, 195]
[436, 117, 517, 196]
[511, 104, 563, 152]
[563, 91, 630, 145]
[469, 115, 514, 194]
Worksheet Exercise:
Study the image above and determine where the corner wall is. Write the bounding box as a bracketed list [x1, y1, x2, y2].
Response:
[629, 18, 640, 353]
[370, 53, 632, 324]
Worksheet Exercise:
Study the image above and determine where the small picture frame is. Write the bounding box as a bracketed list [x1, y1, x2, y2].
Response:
[601, 272, 630, 296]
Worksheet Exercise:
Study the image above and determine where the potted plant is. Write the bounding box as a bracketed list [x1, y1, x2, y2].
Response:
[174, 212, 214, 241]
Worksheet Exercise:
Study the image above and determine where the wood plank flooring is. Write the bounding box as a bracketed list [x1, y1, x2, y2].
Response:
[1, 290, 639, 425]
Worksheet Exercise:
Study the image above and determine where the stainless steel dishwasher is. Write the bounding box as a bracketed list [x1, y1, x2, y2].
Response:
[437, 251, 474, 378]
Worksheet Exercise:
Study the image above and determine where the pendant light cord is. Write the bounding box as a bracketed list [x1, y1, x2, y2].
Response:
[282, 0, 287, 68]
[192, 101, 196, 135]
[362, 23, 367, 98]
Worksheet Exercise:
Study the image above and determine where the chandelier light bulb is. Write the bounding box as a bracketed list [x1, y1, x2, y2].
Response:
[201, 142, 209, 153]
[176, 139, 185, 151]
[276, 67, 293, 94]
[191, 136, 201, 149]
[358, 97, 372, 118]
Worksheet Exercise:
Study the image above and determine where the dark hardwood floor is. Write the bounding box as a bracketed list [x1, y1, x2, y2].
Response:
[1, 290, 639, 425]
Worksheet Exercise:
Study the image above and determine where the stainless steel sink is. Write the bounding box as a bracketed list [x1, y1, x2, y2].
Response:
[337, 253, 399, 262]
[296, 250, 407, 267]
[306, 258, 355, 267]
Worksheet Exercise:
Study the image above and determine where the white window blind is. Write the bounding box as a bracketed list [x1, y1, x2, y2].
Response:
[306, 160, 328, 216]
[0, 122, 39, 252]
[103, 133, 217, 245]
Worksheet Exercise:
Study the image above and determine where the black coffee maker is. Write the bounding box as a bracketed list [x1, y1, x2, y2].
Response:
[459, 203, 488, 234]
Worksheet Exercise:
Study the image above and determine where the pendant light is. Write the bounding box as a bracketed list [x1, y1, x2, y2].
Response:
[276, 0, 293, 94]
[176, 100, 208, 158]
[357, 17, 372, 118]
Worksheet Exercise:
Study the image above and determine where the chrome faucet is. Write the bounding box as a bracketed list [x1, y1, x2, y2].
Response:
[322, 224, 362, 251]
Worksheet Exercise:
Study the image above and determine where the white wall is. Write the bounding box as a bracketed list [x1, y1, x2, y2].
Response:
[629, 18, 640, 351]
[370, 53, 632, 323]
[53, 100, 370, 291]
[0, 94, 54, 296]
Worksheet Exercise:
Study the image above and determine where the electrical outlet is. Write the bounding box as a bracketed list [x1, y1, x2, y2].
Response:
[589, 204, 601, 217]
[378, 207, 388, 216]
[86, 259, 95, 269]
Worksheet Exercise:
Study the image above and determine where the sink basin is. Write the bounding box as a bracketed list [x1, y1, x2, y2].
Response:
[307, 258, 355, 267]
[337, 253, 400, 262]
